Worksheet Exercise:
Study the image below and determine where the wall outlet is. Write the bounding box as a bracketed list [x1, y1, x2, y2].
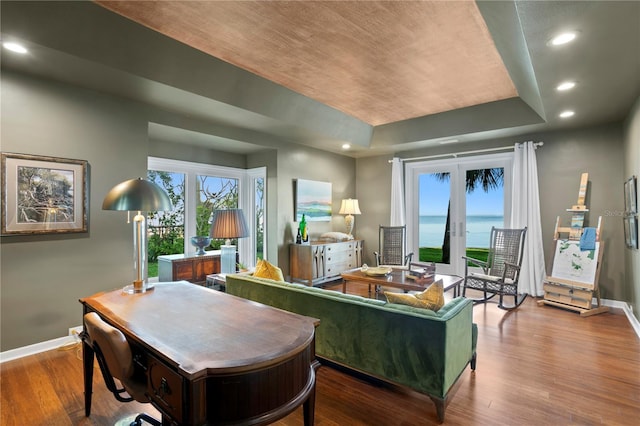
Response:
[68, 325, 83, 336]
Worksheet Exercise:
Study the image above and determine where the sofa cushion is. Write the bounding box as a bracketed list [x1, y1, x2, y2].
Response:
[384, 279, 444, 312]
[415, 279, 445, 311]
[253, 259, 284, 281]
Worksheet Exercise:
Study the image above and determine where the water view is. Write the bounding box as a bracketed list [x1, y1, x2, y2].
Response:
[419, 215, 504, 248]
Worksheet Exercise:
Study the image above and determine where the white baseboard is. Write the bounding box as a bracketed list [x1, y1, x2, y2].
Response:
[600, 298, 640, 339]
[0, 333, 80, 363]
[2, 300, 639, 362]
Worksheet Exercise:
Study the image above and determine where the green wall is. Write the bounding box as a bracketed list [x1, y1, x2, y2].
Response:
[623, 96, 640, 322]
[1, 72, 149, 350]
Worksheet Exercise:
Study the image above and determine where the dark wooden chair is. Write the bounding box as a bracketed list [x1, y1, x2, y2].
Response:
[462, 227, 528, 310]
[83, 312, 161, 426]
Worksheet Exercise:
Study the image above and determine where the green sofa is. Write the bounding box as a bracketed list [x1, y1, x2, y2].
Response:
[225, 274, 477, 422]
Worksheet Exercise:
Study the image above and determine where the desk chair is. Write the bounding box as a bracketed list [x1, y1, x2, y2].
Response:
[83, 312, 161, 426]
[374, 225, 414, 269]
[462, 227, 527, 310]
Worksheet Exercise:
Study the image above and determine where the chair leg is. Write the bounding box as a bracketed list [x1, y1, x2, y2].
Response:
[497, 292, 527, 310]
[131, 413, 161, 426]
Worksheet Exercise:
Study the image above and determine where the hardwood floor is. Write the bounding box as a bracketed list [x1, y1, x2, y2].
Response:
[2, 282, 639, 425]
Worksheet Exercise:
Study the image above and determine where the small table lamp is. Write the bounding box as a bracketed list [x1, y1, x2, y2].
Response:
[339, 198, 361, 237]
[102, 178, 172, 294]
[210, 208, 249, 274]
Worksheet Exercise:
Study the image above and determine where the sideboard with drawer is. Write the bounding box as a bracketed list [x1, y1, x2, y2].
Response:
[290, 240, 363, 286]
[158, 252, 221, 284]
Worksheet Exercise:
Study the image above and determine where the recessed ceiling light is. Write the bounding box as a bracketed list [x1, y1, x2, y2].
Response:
[342, 143, 351, 150]
[550, 32, 577, 46]
[557, 81, 576, 91]
[559, 110, 575, 118]
[3, 42, 28, 54]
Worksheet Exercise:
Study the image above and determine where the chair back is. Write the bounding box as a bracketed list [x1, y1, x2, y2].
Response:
[487, 227, 527, 280]
[378, 225, 409, 266]
[84, 312, 134, 382]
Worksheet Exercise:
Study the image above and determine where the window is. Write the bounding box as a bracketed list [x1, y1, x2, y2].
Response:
[147, 157, 266, 276]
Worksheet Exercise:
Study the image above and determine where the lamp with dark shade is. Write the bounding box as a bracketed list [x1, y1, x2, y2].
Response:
[210, 208, 249, 274]
[102, 178, 172, 294]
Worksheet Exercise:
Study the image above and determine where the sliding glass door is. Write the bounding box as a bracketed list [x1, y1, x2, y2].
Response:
[405, 154, 512, 276]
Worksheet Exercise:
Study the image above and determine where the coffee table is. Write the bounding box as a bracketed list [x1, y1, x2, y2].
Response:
[340, 268, 463, 298]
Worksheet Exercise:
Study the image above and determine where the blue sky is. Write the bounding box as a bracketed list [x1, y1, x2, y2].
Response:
[419, 173, 504, 216]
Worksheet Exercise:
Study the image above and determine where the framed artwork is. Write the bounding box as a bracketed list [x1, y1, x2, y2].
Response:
[295, 178, 332, 222]
[1, 152, 88, 235]
[624, 215, 638, 249]
[624, 176, 637, 214]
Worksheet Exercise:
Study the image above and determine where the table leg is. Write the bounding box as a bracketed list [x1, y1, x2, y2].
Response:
[342, 279, 347, 294]
[82, 338, 95, 417]
[303, 370, 316, 426]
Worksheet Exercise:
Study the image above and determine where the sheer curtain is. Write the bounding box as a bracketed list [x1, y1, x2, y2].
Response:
[510, 142, 546, 296]
[390, 157, 405, 226]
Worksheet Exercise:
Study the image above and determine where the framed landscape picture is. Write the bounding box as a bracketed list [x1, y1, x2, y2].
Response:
[1, 152, 88, 235]
[295, 179, 331, 222]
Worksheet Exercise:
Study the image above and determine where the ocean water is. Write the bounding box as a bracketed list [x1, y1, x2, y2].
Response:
[419, 215, 504, 248]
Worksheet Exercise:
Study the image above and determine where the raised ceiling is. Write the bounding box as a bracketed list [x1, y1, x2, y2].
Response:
[96, 0, 517, 126]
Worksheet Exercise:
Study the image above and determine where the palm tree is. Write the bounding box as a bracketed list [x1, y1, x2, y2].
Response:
[435, 168, 504, 263]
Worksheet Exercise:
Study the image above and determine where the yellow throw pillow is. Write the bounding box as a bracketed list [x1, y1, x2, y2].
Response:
[384, 292, 431, 309]
[384, 279, 445, 312]
[253, 259, 285, 282]
[415, 279, 445, 312]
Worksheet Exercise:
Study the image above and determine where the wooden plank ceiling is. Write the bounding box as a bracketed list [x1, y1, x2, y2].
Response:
[96, 0, 517, 126]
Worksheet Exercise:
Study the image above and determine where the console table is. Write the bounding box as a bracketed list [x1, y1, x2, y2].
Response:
[157, 252, 221, 284]
[80, 282, 319, 425]
[290, 239, 363, 286]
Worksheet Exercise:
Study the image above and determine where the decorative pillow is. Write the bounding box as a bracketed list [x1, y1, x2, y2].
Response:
[384, 292, 432, 309]
[253, 259, 285, 282]
[415, 279, 445, 311]
[384, 279, 445, 312]
[320, 231, 353, 241]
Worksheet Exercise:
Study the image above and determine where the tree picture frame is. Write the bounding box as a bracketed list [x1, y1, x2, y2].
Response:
[1, 152, 88, 235]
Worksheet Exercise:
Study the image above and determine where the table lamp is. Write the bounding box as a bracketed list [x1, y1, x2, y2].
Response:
[339, 198, 361, 237]
[102, 178, 172, 294]
[210, 208, 249, 274]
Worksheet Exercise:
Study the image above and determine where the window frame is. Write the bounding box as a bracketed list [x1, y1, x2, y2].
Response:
[148, 157, 265, 267]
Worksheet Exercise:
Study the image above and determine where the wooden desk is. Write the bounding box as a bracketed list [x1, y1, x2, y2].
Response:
[80, 282, 319, 425]
[341, 269, 463, 298]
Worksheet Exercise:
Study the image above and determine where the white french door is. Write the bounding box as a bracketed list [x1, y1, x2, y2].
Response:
[405, 153, 512, 276]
